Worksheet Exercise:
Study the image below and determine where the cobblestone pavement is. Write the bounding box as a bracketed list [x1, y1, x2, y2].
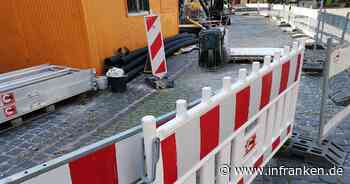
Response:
[0, 15, 349, 183]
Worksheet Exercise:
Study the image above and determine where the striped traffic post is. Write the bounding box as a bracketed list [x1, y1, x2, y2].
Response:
[144, 14, 167, 79]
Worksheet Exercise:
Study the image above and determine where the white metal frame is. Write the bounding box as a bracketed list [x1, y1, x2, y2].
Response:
[143, 42, 305, 184]
[319, 37, 350, 141]
[0, 65, 95, 124]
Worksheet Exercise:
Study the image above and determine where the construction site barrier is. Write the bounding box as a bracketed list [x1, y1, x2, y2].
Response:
[0, 43, 305, 184]
[270, 4, 319, 38]
[267, 4, 350, 45]
[0, 100, 201, 184]
[320, 38, 350, 141]
[142, 42, 305, 184]
[0, 126, 144, 184]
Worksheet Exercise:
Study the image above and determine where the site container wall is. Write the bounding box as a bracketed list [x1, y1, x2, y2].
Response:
[0, 0, 179, 75]
[0, 0, 92, 74]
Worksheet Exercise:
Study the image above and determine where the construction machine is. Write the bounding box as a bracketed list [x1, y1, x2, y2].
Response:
[179, 0, 228, 69]
[179, 0, 231, 26]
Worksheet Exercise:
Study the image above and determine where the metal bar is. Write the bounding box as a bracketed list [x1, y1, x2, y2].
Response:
[1, 125, 142, 184]
[319, 38, 332, 143]
[321, 104, 350, 140]
[0, 68, 71, 92]
[320, 9, 326, 45]
[0, 65, 51, 83]
[340, 12, 350, 45]
[0, 96, 201, 184]
[314, 12, 322, 50]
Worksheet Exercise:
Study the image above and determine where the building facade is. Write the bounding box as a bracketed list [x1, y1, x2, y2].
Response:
[0, 0, 179, 75]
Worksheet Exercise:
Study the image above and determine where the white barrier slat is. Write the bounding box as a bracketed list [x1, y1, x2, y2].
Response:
[256, 110, 268, 154]
[290, 85, 299, 122]
[264, 100, 276, 145]
[143, 116, 157, 182]
[175, 117, 201, 177]
[271, 52, 282, 100]
[249, 62, 262, 119]
[199, 156, 215, 184]
[274, 97, 285, 137]
[230, 133, 244, 182]
[219, 90, 235, 142]
[116, 133, 143, 184]
[142, 44, 305, 184]
[216, 143, 231, 184]
[281, 91, 291, 129]
[182, 173, 196, 184]
[22, 165, 72, 184]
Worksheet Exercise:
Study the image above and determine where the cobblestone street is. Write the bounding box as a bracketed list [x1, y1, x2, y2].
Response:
[0, 15, 349, 183]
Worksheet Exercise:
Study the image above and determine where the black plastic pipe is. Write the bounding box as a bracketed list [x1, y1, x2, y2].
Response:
[120, 47, 148, 64]
[126, 64, 145, 82]
[105, 33, 197, 68]
[124, 37, 197, 74]
[165, 39, 198, 57]
[122, 54, 148, 73]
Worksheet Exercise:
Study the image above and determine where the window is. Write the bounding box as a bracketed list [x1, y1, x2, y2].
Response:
[127, 0, 150, 14]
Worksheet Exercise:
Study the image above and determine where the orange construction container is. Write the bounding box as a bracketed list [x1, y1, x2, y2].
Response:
[0, 0, 179, 75]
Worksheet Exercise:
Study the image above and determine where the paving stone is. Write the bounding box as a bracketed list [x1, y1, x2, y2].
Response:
[0, 155, 11, 163]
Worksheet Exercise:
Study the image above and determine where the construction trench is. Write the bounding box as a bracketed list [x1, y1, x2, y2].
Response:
[0, 15, 350, 183]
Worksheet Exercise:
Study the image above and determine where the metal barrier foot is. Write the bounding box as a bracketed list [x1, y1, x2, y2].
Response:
[280, 132, 346, 169]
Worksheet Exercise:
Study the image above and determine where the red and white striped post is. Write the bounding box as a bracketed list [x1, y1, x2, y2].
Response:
[144, 14, 168, 79]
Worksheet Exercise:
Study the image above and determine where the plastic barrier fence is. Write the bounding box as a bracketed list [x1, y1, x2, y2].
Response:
[245, 3, 271, 16]
[0, 100, 201, 184]
[320, 38, 350, 141]
[0, 43, 304, 184]
[142, 42, 305, 184]
[270, 5, 319, 38]
[269, 5, 350, 45]
[0, 127, 144, 184]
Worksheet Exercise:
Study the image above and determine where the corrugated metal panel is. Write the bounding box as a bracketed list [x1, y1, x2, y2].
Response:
[0, 0, 92, 74]
[0, 1, 30, 73]
[14, 0, 92, 68]
[0, 0, 179, 75]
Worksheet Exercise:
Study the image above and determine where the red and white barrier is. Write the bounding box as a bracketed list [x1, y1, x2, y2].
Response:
[142, 41, 305, 184]
[144, 14, 167, 79]
[0, 42, 304, 184]
[2, 133, 143, 184]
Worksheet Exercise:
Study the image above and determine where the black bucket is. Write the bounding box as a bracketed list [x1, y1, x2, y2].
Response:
[108, 76, 127, 93]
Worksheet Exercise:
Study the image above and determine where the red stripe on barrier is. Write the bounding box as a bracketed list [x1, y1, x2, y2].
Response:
[155, 60, 166, 74]
[272, 137, 281, 151]
[146, 16, 157, 31]
[69, 145, 118, 184]
[161, 134, 178, 184]
[295, 54, 302, 81]
[279, 61, 290, 94]
[253, 155, 264, 169]
[260, 72, 273, 110]
[150, 33, 163, 60]
[287, 125, 292, 135]
[200, 105, 220, 159]
[235, 86, 250, 130]
[237, 178, 244, 184]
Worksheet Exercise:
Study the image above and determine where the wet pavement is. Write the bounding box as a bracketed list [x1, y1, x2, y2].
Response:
[0, 15, 349, 183]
